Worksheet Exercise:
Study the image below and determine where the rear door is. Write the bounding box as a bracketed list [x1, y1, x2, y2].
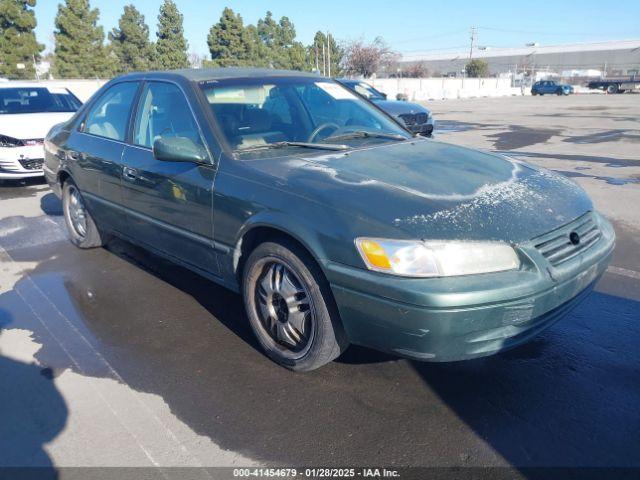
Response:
[65, 81, 140, 233]
[120, 80, 219, 276]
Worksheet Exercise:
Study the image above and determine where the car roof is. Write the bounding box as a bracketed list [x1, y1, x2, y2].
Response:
[337, 78, 363, 85]
[0, 82, 69, 89]
[117, 67, 322, 83]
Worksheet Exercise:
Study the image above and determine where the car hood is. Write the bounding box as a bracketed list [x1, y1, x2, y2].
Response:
[0, 112, 74, 140]
[372, 99, 431, 117]
[253, 139, 593, 243]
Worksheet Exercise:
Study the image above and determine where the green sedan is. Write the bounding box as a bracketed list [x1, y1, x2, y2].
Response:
[44, 69, 615, 371]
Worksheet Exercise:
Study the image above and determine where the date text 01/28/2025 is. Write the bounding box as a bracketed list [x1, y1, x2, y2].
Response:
[232, 468, 400, 478]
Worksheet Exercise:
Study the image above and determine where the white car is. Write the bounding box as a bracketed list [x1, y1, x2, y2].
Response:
[0, 83, 81, 180]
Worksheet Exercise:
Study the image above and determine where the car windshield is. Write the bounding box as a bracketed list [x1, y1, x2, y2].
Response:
[351, 82, 386, 100]
[199, 77, 410, 155]
[0, 87, 82, 115]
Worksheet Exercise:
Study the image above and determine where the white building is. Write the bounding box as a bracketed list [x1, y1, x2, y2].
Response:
[401, 39, 640, 78]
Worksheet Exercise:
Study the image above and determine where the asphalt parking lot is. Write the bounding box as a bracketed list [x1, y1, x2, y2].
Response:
[1, 94, 639, 476]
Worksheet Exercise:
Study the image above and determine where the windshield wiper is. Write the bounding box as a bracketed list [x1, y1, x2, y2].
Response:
[326, 130, 408, 142]
[238, 141, 349, 153]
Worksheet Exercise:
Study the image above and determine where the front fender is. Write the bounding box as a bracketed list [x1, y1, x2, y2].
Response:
[232, 210, 331, 273]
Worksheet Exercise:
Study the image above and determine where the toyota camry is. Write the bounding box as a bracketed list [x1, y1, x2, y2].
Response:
[44, 69, 615, 371]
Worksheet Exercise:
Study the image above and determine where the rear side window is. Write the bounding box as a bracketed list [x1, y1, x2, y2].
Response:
[83, 82, 139, 141]
[133, 82, 204, 149]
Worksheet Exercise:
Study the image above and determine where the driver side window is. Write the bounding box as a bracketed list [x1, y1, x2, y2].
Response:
[133, 82, 204, 150]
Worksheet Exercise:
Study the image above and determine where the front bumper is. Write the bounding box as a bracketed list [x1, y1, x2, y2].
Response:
[325, 212, 615, 361]
[0, 146, 44, 179]
[411, 120, 435, 136]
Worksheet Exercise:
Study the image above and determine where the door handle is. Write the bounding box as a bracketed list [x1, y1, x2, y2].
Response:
[122, 166, 138, 181]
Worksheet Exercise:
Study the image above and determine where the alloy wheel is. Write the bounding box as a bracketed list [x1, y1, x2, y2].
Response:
[67, 185, 87, 238]
[255, 260, 314, 354]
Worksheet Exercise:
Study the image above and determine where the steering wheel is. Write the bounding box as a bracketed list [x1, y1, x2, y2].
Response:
[307, 122, 341, 143]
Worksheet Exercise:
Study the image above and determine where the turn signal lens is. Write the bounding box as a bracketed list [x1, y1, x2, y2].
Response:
[357, 239, 391, 269]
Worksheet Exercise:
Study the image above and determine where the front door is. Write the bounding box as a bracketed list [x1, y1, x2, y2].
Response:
[120, 81, 219, 276]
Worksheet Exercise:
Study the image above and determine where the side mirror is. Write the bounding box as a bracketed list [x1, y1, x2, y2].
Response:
[153, 136, 208, 164]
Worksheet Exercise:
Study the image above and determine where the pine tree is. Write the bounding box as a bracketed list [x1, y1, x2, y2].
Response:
[245, 24, 269, 68]
[206, 8, 254, 67]
[53, 0, 116, 78]
[256, 12, 307, 70]
[110, 4, 156, 73]
[156, 0, 188, 70]
[0, 0, 44, 79]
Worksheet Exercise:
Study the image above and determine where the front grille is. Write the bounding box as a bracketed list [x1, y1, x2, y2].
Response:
[533, 212, 601, 266]
[399, 112, 429, 128]
[18, 157, 44, 170]
[399, 113, 416, 126]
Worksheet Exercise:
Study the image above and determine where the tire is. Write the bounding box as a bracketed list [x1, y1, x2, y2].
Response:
[556, 89, 563, 96]
[62, 179, 105, 249]
[606, 84, 618, 94]
[242, 239, 348, 371]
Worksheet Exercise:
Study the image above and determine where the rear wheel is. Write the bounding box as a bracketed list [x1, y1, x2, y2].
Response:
[242, 239, 347, 371]
[62, 180, 105, 249]
[606, 84, 619, 94]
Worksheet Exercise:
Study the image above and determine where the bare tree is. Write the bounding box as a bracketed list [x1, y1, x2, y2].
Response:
[404, 62, 429, 78]
[343, 37, 399, 78]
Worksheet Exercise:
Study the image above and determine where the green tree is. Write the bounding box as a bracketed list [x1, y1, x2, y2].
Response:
[109, 4, 156, 73]
[309, 31, 343, 76]
[465, 59, 489, 78]
[0, 0, 44, 79]
[245, 24, 269, 67]
[156, 0, 188, 70]
[256, 11, 308, 70]
[206, 7, 255, 67]
[53, 0, 116, 78]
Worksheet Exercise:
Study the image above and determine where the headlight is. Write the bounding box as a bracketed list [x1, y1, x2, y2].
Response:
[355, 238, 520, 277]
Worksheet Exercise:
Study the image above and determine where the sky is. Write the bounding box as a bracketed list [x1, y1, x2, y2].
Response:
[34, 0, 640, 57]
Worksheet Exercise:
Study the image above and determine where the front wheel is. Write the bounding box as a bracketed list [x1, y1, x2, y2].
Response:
[62, 180, 105, 249]
[242, 239, 347, 371]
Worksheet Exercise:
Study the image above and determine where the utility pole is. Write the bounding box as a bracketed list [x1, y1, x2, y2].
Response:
[468, 26, 477, 60]
[321, 42, 326, 76]
[327, 32, 331, 77]
[33, 54, 40, 81]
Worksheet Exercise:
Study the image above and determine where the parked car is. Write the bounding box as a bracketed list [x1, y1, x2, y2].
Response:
[531, 80, 574, 96]
[1, 83, 82, 180]
[45, 69, 614, 371]
[337, 79, 435, 136]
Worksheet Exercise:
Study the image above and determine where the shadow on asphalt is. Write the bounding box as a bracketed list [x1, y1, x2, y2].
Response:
[0, 307, 64, 479]
[40, 193, 63, 216]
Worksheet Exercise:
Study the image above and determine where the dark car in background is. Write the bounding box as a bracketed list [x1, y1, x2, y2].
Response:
[337, 79, 435, 136]
[531, 80, 574, 96]
[44, 68, 614, 372]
